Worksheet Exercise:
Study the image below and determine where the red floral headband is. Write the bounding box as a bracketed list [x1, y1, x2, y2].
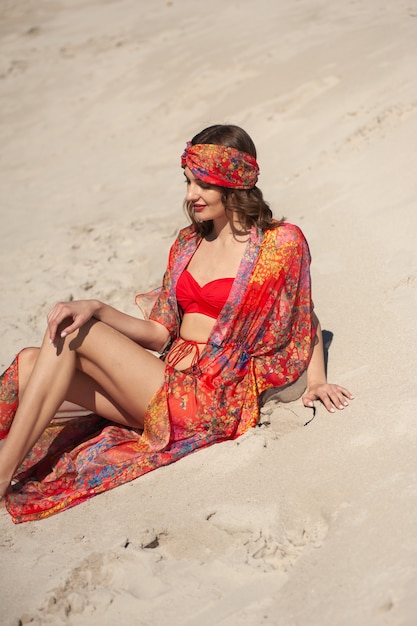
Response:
[181, 142, 259, 189]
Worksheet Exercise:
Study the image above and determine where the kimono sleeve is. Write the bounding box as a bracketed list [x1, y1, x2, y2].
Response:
[254, 225, 316, 392]
[135, 241, 181, 349]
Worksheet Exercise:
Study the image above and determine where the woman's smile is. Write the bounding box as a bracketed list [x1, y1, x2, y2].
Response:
[184, 167, 226, 222]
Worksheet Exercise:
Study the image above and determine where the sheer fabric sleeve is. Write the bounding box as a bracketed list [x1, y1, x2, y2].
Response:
[135, 240, 181, 352]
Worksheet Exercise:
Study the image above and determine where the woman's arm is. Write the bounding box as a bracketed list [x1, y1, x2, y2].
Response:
[302, 312, 354, 412]
[47, 299, 170, 352]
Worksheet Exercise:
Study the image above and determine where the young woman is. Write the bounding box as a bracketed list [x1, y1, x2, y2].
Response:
[0, 124, 353, 522]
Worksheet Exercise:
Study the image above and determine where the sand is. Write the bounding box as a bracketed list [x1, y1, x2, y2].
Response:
[1, 1, 417, 624]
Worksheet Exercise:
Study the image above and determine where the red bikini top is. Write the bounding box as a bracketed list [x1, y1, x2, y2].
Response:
[176, 270, 234, 319]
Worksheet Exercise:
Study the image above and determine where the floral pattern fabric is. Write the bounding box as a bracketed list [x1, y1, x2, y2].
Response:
[181, 142, 259, 189]
[4, 222, 315, 523]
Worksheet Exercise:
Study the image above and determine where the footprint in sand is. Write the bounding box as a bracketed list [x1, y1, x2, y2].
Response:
[18, 532, 168, 625]
[243, 516, 329, 572]
[205, 507, 330, 573]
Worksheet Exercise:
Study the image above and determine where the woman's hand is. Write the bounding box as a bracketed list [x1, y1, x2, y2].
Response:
[47, 300, 100, 345]
[302, 382, 354, 413]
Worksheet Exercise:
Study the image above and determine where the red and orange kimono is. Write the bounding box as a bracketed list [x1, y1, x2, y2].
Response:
[2, 221, 315, 523]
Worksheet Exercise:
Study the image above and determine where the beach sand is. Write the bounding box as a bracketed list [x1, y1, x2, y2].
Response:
[1, 1, 417, 624]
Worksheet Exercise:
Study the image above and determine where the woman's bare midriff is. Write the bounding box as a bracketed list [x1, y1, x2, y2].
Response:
[165, 313, 216, 370]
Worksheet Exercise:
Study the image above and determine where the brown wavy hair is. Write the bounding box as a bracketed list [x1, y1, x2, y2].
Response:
[184, 124, 283, 237]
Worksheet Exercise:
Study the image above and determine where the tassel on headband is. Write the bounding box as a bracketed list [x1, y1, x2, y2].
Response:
[181, 142, 259, 189]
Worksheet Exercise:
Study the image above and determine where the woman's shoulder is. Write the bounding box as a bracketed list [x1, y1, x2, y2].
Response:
[270, 221, 308, 246]
[169, 224, 197, 247]
[177, 223, 198, 241]
[168, 224, 199, 258]
[264, 221, 311, 263]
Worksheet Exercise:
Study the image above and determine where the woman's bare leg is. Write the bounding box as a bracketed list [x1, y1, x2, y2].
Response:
[0, 319, 166, 497]
[17, 347, 154, 426]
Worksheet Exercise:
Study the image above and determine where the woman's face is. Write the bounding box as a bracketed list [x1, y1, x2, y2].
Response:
[184, 167, 226, 223]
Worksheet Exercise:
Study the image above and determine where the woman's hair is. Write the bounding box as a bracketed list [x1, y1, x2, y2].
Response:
[184, 124, 283, 236]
